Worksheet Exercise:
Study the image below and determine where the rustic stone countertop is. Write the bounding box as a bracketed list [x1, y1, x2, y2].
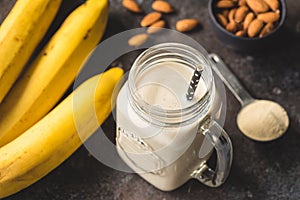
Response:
[1, 0, 300, 199]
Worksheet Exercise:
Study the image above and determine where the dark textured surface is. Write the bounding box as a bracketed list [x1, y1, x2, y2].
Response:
[1, 0, 300, 199]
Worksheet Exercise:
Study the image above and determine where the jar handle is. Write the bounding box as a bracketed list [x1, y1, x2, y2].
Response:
[191, 120, 233, 187]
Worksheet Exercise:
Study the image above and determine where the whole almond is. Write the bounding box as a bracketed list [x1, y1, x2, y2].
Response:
[243, 12, 255, 30]
[152, 1, 173, 13]
[216, 1, 235, 8]
[217, 14, 228, 28]
[222, 10, 230, 18]
[257, 11, 280, 23]
[259, 22, 274, 37]
[238, 0, 247, 6]
[235, 6, 249, 23]
[128, 34, 149, 47]
[246, 0, 269, 13]
[226, 21, 238, 33]
[122, 0, 142, 13]
[264, 0, 279, 11]
[140, 12, 162, 27]
[147, 20, 166, 34]
[176, 19, 199, 32]
[236, 30, 246, 37]
[228, 8, 237, 22]
[248, 19, 264, 37]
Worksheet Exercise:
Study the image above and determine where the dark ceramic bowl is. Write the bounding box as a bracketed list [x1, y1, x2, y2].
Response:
[208, 0, 287, 51]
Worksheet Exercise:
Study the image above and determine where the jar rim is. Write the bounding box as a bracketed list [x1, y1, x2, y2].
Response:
[128, 42, 215, 126]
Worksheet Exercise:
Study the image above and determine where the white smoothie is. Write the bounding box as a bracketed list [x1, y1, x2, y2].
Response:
[116, 60, 212, 191]
[135, 61, 207, 110]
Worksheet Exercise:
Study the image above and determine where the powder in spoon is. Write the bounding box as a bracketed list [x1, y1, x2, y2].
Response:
[237, 100, 289, 142]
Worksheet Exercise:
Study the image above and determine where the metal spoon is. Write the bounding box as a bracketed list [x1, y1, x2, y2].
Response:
[209, 53, 289, 142]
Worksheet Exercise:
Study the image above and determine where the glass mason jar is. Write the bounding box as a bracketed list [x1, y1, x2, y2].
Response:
[116, 43, 232, 191]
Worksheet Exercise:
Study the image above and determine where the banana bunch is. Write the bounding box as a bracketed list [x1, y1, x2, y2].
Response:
[0, 0, 122, 198]
[0, 67, 124, 198]
[0, 0, 109, 146]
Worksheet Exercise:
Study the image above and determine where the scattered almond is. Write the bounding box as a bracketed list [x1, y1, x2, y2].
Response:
[122, 0, 142, 13]
[243, 12, 255, 30]
[128, 34, 149, 47]
[257, 11, 280, 23]
[248, 18, 264, 37]
[235, 30, 246, 37]
[152, 1, 173, 13]
[217, 14, 228, 28]
[259, 22, 274, 37]
[140, 12, 162, 27]
[235, 6, 249, 23]
[216, 1, 235, 8]
[147, 20, 166, 34]
[246, 0, 269, 13]
[176, 19, 199, 32]
[264, 0, 279, 11]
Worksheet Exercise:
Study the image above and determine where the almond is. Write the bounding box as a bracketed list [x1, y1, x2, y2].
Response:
[257, 11, 280, 23]
[236, 30, 246, 37]
[140, 12, 162, 27]
[264, 0, 279, 11]
[128, 34, 149, 47]
[122, 0, 142, 13]
[228, 8, 237, 22]
[222, 10, 230, 18]
[216, 1, 235, 8]
[243, 12, 255, 30]
[226, 21, 238, 33]
[147, 20, 166, 34]
[176, 19, 199, 32]
[238, 0, 247, 6]
[248, 19, 264, 37]
[152, 1, 173, 13]
[246, 0, 269, 13]
[235, 6, 249, 23]
[217, 14, 228, 28]
[259, 22, 274, 37]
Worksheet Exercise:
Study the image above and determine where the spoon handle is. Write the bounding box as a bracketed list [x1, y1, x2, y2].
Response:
[209, 54, 254, 106]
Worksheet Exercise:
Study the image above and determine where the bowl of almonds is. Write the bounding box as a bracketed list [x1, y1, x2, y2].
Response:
[208, 0, 287, 51]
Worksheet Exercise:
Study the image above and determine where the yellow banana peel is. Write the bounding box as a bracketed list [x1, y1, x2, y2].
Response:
[0, 0, 109, 147]
[0, 0, 62, 103]
[0, 67, 124, 198]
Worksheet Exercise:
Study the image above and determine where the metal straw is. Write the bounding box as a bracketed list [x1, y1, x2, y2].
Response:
[186, 65, 203, 101]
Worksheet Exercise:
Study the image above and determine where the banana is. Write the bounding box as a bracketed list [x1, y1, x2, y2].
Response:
[0, 0, 62, 103]
[0, 67, 124, 198]
[0, 0, 109, 147]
